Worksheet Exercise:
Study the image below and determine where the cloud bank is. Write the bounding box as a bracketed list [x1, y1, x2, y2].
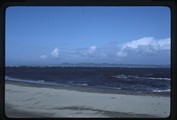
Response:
[39, 37, 170, 64]
[116, 37, 170, 57]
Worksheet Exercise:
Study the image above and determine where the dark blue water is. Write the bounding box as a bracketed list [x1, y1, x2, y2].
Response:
[5, 66, 171, 93]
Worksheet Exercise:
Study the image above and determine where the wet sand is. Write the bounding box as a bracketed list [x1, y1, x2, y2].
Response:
[5, 81, 170, 118]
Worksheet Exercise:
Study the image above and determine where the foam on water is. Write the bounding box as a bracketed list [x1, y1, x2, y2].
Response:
[112, 75, 170, 81]
[152, 89, 171, 93]
[6, 76, 54, 85]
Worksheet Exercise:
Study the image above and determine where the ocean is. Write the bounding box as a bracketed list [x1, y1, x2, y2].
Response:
[5, 66, 171, 93]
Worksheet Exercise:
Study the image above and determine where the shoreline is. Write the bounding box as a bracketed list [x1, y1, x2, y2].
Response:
[5, 81, 170, 118]
[5, 80, 170, 97]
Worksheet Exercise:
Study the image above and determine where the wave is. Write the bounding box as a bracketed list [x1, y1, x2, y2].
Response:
[152, 89, 171, 93]
[148, 77, 170, 81]
[5, 76, 73, 88]
[112, 75, 128, 79]
[112, 75, 170, 81]
[74, 83, 88, 86]
[6, 76, 45, 83]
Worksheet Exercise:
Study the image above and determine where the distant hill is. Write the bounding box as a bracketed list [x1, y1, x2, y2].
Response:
[58, 63, 170, 68]
[6, 63, 170, 68]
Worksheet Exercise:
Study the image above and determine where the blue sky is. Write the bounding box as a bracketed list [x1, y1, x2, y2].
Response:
[6, 6, 170, 66]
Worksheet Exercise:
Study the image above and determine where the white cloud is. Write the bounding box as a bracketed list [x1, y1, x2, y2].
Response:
[88, 46, 96, 54]
[40, 55, 48, 59]
[122, 37, 158, 49]
[51, 48, 59, 58]
[116, 37, 170, 57]
[79, 46, 97, 56]
[158, 38, 170, 50]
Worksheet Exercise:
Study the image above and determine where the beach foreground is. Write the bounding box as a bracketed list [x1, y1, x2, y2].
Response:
[5, 81, 170, 118]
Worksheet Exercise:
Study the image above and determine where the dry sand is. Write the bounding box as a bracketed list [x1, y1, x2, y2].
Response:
[5, 81, 170, 118]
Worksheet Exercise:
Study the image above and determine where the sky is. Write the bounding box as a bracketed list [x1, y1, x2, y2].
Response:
[6, 6, 171, 66]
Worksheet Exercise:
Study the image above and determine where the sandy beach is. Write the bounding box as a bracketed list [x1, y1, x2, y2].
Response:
[5, 81, 170, 118]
